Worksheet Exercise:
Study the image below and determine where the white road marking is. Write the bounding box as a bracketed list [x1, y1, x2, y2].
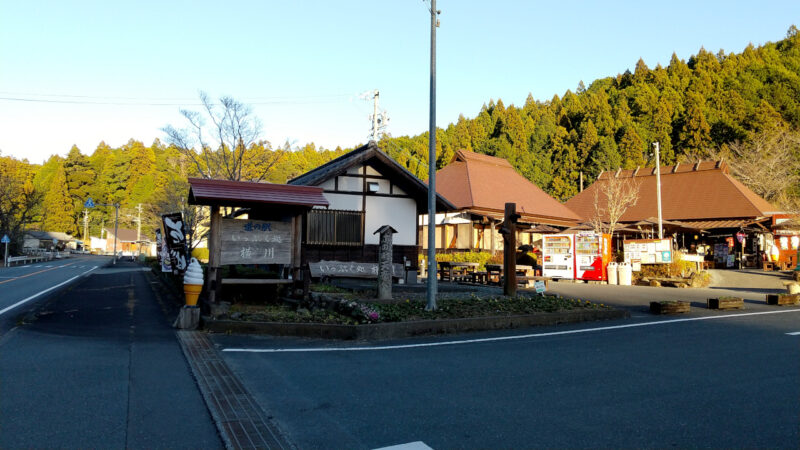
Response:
[0, 266, 98, 317]
[223, 309, 800, 354]
[374, 442, 433, 450]
[787, 332, 800, 335]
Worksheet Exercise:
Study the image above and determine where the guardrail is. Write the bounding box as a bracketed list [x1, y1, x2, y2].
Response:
[4, 251, 70, 267]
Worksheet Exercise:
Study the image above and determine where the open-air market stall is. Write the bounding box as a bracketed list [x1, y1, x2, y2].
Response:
[565, 161, 782, 269]
[428, 150, 580, 254]
[769, 216, 800, 270]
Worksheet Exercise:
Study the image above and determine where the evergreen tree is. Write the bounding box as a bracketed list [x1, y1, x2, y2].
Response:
[549, 127, 579, 201]
[63, 145, 96, 231]
[42, 165, 76, 234]
[618, 127, 645, 169]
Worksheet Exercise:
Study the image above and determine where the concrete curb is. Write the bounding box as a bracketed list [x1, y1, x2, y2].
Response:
[204, 308, 629, 340]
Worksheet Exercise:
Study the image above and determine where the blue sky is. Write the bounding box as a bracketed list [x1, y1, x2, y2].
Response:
[1, 1, 798, 163]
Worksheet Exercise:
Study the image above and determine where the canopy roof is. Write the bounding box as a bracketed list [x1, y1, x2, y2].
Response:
[188, 178, 329, 208]
[434, 150, 581, 226]
[565, 161, 779, 228]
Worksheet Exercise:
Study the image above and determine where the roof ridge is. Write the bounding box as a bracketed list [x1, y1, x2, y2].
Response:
[456, 150, 513, 167]
[462, 161, 475, 207]
[721, 171, 774, 215]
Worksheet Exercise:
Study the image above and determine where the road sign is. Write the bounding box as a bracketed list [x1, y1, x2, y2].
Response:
[736, 232, 745, 244]
[84, 198, 95, 208]
[1, 234, 9, 244]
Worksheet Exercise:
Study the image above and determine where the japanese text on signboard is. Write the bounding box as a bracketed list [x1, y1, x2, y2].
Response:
[220, 219, 291, 265]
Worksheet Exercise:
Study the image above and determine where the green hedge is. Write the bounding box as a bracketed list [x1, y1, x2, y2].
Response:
[418, 250, 536, 270]
[191, 247, 210, 262]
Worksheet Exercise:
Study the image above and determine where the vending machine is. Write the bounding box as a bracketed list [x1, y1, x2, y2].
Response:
[542, 234, 575, 279]
[575, 232, 612, 281]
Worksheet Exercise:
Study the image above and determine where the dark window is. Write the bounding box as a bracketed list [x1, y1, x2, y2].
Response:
[306, 209, 363, 246]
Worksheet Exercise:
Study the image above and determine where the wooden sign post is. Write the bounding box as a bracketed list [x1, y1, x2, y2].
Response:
[220, 218, 292, 265]
[501, 202, 520, 297]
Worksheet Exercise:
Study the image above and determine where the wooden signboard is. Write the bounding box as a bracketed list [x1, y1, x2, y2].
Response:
[309, 260, 404, 279]
[220, 219, 292, 265]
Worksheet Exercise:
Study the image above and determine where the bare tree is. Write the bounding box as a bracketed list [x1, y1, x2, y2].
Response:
[708, 129, 800, 203]
[590, 172, 641, 235]
[162, 92, 283, 182]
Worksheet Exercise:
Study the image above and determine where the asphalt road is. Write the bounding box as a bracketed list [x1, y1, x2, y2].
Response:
[0, 259, 221, 448]
[0, 255, 110, 335]
[214, 271, 800, 449]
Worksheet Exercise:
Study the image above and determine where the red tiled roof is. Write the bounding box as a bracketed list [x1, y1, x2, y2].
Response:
[565, 161, 779, 223]
[435, 150, 581, 225]
[188, 178, 329, 208]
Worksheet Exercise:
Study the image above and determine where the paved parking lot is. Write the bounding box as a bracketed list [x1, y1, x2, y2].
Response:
[544, 268, 791, 315]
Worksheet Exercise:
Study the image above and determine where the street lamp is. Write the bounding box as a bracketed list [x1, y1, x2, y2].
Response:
[85, 198, 120, 265]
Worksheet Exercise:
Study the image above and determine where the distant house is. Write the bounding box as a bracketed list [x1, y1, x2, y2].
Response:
[23, 231, 74, 251]
[425, 150, 582, 253]
[103, 228, 141, 255]
[288, 141, 454, 270]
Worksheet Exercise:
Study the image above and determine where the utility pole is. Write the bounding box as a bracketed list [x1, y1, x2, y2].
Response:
[135, 203, 143, 258]
[83, 209, 89, 247]
[366, 89, 389, 142]
[426, 0, 440, 311]
[371, 90, 380, 141]
[653, 142, 663, 239]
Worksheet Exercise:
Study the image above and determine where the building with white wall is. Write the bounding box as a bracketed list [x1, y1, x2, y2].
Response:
[289, 141, 454, 269]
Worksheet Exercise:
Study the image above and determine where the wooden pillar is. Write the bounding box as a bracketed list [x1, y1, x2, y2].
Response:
[501, 203, 519, 297]
[489, 218, 496, 255]
[207, 206, 222, 304]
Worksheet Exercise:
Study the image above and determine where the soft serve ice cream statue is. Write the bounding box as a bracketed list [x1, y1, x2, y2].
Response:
[183, 257, 204, 306]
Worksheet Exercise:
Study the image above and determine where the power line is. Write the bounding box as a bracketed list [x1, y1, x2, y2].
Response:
[0, 93, 354, 106]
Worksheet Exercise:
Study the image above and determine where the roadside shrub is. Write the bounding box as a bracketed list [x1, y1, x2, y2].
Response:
[191, 247, 210, 263]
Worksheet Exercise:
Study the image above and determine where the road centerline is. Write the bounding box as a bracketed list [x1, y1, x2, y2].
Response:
[0, 261, 81, 286]
[222, 309, 800, 354]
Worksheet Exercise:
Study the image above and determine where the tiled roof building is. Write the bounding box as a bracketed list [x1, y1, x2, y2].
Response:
[565, 161, 778, 230]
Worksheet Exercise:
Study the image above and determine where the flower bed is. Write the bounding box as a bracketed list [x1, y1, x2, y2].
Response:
[223, 292, 609, 326]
